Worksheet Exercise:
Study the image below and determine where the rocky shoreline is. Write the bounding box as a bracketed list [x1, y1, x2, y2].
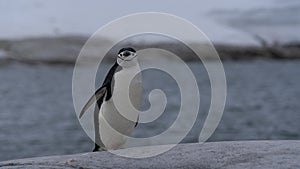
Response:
[0, 140, 299, 169]
[0, 36, 299, 65]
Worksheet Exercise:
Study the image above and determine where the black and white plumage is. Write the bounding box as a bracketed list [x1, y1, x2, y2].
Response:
[79, 47, 142, 151]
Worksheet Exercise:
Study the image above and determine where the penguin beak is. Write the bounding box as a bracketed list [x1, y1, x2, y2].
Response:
[123, 51, 131, 57]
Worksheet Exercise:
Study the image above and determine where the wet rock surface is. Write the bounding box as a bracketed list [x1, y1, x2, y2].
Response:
[0, 141, 299, 169]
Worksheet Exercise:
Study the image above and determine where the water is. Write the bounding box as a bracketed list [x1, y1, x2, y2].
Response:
[0, 60, 300, 161]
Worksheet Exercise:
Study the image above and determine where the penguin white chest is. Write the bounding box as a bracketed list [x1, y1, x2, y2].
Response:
[99, 66, 142, 149]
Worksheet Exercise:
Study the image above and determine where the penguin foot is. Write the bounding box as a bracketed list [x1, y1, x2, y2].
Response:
[92, 147, 99, 152]
[92, 143, 100, 152]
[92, 147, 106, 152]
[92, 144, 106, 152]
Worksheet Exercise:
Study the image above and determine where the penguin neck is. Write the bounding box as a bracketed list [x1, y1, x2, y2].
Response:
[118, 57, 139, 68]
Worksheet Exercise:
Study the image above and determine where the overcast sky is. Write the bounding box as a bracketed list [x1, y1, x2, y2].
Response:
[0, 0, 298, 44]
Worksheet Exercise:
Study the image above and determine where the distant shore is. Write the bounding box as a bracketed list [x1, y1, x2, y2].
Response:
[0, 36, 299, 65]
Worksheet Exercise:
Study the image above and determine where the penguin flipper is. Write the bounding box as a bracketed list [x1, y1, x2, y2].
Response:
[134, 115, 139, 128]
[79, 86, 107, 118]
[134, 121, 138, 128]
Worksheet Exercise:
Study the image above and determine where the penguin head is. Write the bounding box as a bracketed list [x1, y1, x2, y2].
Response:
[117, 47, 137, 66]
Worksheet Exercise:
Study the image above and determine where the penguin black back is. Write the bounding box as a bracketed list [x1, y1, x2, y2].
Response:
[93, 61, 120, 151]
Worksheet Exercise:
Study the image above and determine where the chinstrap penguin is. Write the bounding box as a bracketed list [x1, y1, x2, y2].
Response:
[79, 47, 142, 151]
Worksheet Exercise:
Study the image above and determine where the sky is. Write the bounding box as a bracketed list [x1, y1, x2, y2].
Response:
[0, 0, 299, 45]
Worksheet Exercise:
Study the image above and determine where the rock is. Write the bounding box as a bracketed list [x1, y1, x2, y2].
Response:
[0, 140, 299, 169]
[1, 36, 300, 65]
[7, 36, 87, 64]
[0, 49, 9, 59]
